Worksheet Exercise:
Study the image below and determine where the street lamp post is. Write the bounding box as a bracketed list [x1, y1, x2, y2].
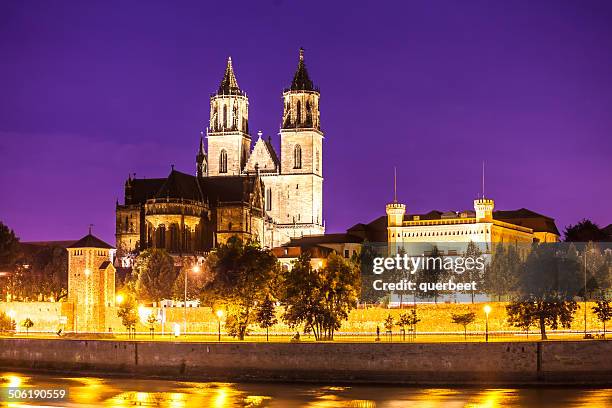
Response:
[216, 310, 223, 342]
[184, 265, 200, 335]
[484, 305, 491, 342]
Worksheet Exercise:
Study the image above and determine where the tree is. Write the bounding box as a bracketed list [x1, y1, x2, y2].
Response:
[355, 242, 383, 304]
[593, 299, 612, 338]
[506, 244, 580, 340]
[384, 313, 394, 341]
[0, 312, 15, 332]
[25, 245, 68, 301]
[21, 318, 34, 336]
[451, 312, 476, 340]
[172, 259, 212, 302]
[0, 221, 20, 270]
[146, 313, 158, 338]
[416, 245, 449, 303]
[398, 310, 420, 341]
[117, 294, 138, 336]
[506, 298, 577, 340]
[280, 252, 360, 341]
[204, 237, 279, 340]
[484, 244, 521, 301]
[459, 241, 484, 303]
[255, 296, 277, 341]
[564, 219, 608, 242]
[133, 249, 177, 303]
[505, 301, 537, 337]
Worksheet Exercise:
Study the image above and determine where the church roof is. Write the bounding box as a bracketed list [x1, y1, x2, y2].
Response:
[217, 57, 243, 95]
[289, 48, 315, 91]
[155, 169, 204, 201]
[126, 178, 166, 204]
[67, 234, 114, 249]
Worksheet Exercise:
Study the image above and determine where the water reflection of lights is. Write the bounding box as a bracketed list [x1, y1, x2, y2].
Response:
[243, 395, 272, 407]
[213, 386, 228, 407]
[465, 389, 517, 408]
[5, 374, 24, 387]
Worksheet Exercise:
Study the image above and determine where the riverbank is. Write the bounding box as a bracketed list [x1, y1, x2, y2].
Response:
[1, 338, 611, 385]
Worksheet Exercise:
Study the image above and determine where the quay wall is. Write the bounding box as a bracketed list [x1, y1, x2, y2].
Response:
[0, 338, 610, 385]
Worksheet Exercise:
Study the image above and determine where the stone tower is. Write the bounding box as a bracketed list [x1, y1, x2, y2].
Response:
[67, 232, 115, 333]
[276, 48, 324, 238]
[207, 57, 251, 176]
[474, 198, 495, 221]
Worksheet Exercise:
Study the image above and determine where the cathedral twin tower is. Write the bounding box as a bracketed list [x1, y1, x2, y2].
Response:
[116, 49, 323, 258]
[199, 49, 325, 243]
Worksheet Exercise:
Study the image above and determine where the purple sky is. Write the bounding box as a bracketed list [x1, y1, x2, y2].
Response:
[1, 0, 611, 244]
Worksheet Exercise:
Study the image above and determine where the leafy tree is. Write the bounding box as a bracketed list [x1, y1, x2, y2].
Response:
[505, 301, 537, 337]
[593, 299, 612, 338]
[416, 245, 450, 303]
[398, 310, 420, 340]
[0, 221, 20, 270]
[117, 293, 138, 334]
[484, 244, 521, 301]
[384, 313, 394, 341]
[21, 318, 34, 335]
[459, 241, 484, 303]
[281, 252, 360, 341]
[255, 296, 277, 341]
[564, 219, 608, 242]
[172, 259, 212, 302]
[451, 311, 476, 340]
[507, 244, 580, 339]
[25, 245, 68, 301]
[204, 237, 278, 340]
[506, 298, 577, 340]
[133, 249, 177, 303]
[356, 241, 383, 304]
[0, 311, 15, 332]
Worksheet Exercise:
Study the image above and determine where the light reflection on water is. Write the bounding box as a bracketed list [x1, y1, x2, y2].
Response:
[1, 372, 611, 407]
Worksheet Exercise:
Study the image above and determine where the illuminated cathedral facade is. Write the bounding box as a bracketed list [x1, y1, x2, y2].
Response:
[116, 49, 324, 259]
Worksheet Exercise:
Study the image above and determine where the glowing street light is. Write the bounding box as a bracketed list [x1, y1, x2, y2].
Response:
[115, 294, 124, 305]
[183, 264, 201, 335]
[484, 305, 491, 342]
[216, 310, 223, 342]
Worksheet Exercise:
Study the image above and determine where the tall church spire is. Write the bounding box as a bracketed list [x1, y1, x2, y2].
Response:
[217, 57, 243, 95]
[290, 48, 315, 91]
[196, 131, 207, 177]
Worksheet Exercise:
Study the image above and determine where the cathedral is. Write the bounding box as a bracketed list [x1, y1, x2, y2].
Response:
[115, 49, 324, 259]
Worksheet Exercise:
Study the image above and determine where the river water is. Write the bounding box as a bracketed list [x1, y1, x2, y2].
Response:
[1, 371, 611, 407]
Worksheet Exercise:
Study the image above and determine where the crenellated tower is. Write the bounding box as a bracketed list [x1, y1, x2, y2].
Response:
[207, 57, 251, 176]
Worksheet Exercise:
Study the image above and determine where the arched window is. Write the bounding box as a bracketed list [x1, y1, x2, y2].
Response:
[296, 100, 301, 124]
[306, 101, 312, 123]
[294, 144, 302, 169]
[219, 149, 228, 173]
[315, 149, 319, 172]
[223, 105, 228, 129]
[266, 188, 272, 211]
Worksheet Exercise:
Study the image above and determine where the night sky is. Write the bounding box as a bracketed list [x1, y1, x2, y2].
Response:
[1, 0, 611, 244]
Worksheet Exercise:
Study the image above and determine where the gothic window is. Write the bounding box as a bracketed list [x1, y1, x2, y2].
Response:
[306, 101, 312, 124]
[223, 105, 228, 129]
[296, 100, 301, 124]
[219, 149, 228, 173]
[266, 188, 272, 211]
[315, 149, 319, 172]
[294, 144, 302, 169]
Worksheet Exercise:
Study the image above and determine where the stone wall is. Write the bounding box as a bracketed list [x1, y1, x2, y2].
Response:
[0, 338, 610, 384]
